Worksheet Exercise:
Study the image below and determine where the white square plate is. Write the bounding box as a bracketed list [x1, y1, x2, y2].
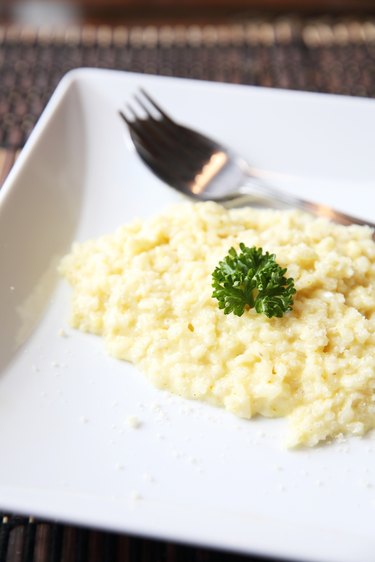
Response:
[0, 69, 374, 562]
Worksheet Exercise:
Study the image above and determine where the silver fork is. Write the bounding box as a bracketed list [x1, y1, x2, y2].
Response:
[120, 89, 375, 231]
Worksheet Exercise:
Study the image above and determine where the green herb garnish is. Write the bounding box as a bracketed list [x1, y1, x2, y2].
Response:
[212, 243, 296, 318]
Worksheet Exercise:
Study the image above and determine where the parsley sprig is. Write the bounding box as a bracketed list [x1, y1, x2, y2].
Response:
[212, 243, 296, 318]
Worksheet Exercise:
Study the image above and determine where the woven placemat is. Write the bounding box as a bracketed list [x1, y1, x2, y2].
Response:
[1, 513, 269, 562]
[1, 18, 375, 149]
[0, 17, 374, 562]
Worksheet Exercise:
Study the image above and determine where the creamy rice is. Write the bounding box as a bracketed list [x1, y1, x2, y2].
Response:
[60, 202, 375, 447]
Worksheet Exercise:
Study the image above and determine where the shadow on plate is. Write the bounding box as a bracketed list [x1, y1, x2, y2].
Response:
[0, 80, 86, 375]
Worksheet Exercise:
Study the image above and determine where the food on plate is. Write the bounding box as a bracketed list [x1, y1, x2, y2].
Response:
[59, 202, 375, 447]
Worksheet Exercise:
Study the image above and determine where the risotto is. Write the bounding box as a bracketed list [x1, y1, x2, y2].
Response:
[59, 202, 375, 447]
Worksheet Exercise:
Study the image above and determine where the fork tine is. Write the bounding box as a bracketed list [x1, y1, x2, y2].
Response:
[126, 97, 209, 164]
[125, 102, 175, 153]
[119, 110, 132, 125]
[138, 88, 172, 121]
[136, 98, 217, 161]
[138, 93, 219, 154]
[125, 111, 194, 172]
[119, 100, 145, 123]
[133, 93, 155, 120]
[130, 118, 210, 177]
[130, 90, 219, 158]
[126, 103, 142, 120]
[121, 91, 224, 186]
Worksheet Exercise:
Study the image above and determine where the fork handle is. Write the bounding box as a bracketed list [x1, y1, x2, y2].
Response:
[238, 177, 375, 231]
